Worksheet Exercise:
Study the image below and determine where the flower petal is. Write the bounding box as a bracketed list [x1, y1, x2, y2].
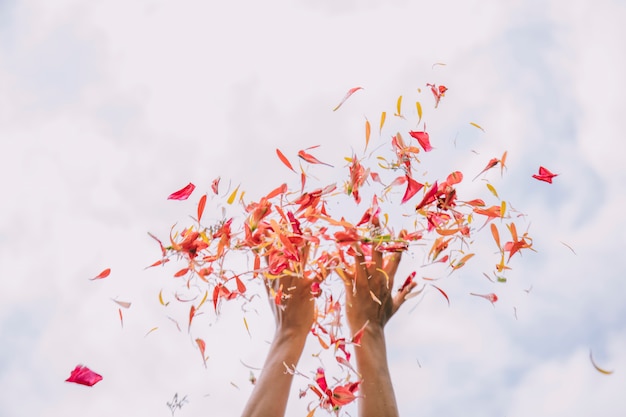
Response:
[65, 365, 103, 387]
[167, 182, 196, 200]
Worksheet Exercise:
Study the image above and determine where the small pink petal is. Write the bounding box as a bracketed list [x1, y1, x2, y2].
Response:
[332, 86, 363, 111]
[532, 166, 557, 183]
[167, 182, 195, 200]
[211, 177, 221, 194]
[65, 365, 103, 387]
[470, 292, 498, 305]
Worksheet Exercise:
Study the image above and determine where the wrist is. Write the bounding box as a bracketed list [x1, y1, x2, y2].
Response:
[349, 319, 385, 339]
[274, 326, 309, 346]
[358, 323, 386, 346]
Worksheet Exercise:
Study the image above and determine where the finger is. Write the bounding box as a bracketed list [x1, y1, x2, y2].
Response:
[296, 244, 310, 276]
[350, 243, 369, 277]
[351, 243, 366, 271]
[391, 281, 418, 315]
[352, 255, 371, 294]
[384, 251, 403, 284]
[372, 248, 384, 272]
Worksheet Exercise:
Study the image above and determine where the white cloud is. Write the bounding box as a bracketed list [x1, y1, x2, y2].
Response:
[1, 0, 626, 416]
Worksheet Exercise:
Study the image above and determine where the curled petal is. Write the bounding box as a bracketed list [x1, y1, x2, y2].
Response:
[65, 365, 103, 387]
[409, 130, 433, 152]
[532, 166, 558, 183]
[401, 176, 424, 204]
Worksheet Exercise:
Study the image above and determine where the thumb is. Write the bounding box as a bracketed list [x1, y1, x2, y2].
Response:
[391, 281, 419, 315]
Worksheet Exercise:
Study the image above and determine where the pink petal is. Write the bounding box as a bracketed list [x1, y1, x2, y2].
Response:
[167, 182, 196, 200]
[332, 86, 363, 111]
[211, 177, 220, 194]
[532, 166, 557, 183]
[65, 365, 103, 387]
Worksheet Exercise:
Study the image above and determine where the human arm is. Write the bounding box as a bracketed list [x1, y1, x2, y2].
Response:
[343, 248, 416, 417]
[240, 267, 315, 417]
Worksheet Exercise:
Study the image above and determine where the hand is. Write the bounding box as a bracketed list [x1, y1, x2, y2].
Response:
[342, 246, 416, 333]
[266, 271, 316, 338]
[265, 245, 316, 338]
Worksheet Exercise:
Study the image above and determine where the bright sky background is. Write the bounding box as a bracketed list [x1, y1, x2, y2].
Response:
[1, 0, 626, 416]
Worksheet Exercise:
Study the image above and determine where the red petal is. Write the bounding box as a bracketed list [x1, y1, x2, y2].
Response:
[197, 195, 207, 222]
[297, 150, 333, 167]
[90, 268, 111, 280]
[168, 182, 196, 200]
[276, 149, 296, 173]
[401, 176, 424, 204]
[409, 130, 433, 152]
[415, 181, 438, 210]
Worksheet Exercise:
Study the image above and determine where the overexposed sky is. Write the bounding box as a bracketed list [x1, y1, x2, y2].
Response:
[1, 1, 625, 416]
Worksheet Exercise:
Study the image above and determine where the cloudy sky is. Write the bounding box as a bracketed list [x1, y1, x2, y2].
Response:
[1, 0, 625, 416]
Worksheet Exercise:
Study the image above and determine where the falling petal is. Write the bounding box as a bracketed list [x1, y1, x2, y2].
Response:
[589, 350, 614, 375]
[430, 284, 450, 306]
[174, 268, 189, 278]
[401, 176, 424, 204]
[197, 195, 207, 223]
[197, 338, 208, 368]
[211, 176, 221, 194]
[90, 268, 111, 280]
[532, 166, 558, 183]
[500, 151, 508, 176]
[394, 95, 404, 118]
[243, 317, 251, 337]
[379, 111, 386, 134]
[451, 253, 474, 270]
[470, 292, 498, 305]
[416, 101, 423, 125]
[112, 299, 131, 309]
[473, 157, 499, 181]
[409, 130, 432, 152]
[486, 183, 499, 198]
[298, 150, 333, 167]
[158, 290, 170, 307]
[168, 183, 195, 200]
[227, 185, 240, 204]
[491, 223, 501, 251]
[332, 86, 363, 111]
[560, 241, 577, 255]
[188, 305, 196, 332]
[144, 327, 159, 337]
[65, 365, 103, 387]
[470, 122, 485, 132]
[276, 149, 296, 173]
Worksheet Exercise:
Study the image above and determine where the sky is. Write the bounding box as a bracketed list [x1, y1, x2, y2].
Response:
[1, 0, 625, 416]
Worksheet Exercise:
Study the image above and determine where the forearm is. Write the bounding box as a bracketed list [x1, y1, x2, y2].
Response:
[240, 330, 307, 417]
[353, 325, 399, 417]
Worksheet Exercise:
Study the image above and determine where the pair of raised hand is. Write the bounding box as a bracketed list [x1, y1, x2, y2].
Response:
[241, 247, 416, 417]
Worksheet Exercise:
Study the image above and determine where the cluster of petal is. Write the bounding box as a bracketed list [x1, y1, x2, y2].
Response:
[143, 82, 540, 413]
